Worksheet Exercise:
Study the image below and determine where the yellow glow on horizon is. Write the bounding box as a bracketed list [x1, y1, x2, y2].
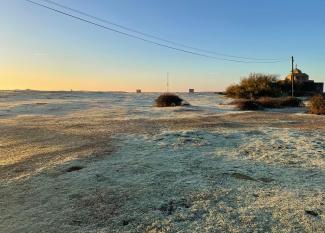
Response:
[1, 69, 116, 91]
[0, 64, 226, 92]
[0, 71, 165, 92]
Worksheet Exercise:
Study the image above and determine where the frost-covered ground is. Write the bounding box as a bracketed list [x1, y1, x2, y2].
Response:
[0, 91, 324, 233]
[0, 90, 234, 120]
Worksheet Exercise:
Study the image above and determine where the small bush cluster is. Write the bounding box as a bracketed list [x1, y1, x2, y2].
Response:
[308, 95, 325, 115]
[226, 73, 280, 99]
[155, 93, 184, 107]
[231, 100, 263, 110]
[258, 97, 303, 108]
[231, 97, 303, 111]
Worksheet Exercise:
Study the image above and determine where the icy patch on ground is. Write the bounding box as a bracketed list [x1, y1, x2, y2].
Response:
[0, 91, 236, 119]
[213, 127, 325, 169]
[71, 129, 325, 232]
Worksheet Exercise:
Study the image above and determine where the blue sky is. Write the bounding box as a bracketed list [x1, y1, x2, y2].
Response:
[1, 0, 324, 91]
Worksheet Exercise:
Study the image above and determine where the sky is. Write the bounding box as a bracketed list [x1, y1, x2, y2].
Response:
[1, 0, 325, 92]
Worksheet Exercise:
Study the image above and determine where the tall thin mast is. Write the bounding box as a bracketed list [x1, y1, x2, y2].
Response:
[291, 56, 294, 97]
[166, 72, 169, 93]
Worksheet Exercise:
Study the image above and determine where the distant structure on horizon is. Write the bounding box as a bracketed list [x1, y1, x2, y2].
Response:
[136, 89, 142, 93]
[189, 89, 195, 93]
[280, 65, 323, 95]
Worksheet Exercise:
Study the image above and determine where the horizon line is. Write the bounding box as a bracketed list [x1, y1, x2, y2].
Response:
[0, 89, 224, 93]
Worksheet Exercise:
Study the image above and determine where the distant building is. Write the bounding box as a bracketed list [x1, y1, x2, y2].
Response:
[281, 65, 323, 95]
[286, 66, 310, 83]
[136, 89, 142, 93]
[189, 89, 195, 93]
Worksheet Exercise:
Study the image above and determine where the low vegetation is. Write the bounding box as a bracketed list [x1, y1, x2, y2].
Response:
[226, 73, 280, 99]
[225, 72, 323, 100]
[225, 73, 310, 111]
[230, 99, 263, 110]
[308, 95, 325, 115]
[231, 97, 303, 111]
[258, 97, 303, 108]
[155, 93, 185, 107]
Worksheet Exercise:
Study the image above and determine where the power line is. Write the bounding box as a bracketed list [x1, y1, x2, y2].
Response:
[40, 0, 285, 61]
[23, 0, 287, 64]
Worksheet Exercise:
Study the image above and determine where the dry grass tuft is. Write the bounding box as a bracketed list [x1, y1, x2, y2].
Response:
[70, 188, 130, 227]
[308, 95, 325, 115]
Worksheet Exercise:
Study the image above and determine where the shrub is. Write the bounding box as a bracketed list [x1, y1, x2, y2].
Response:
[155, 93, 185, 107]
[225, 84, 244, 99]
[225, 73, 280, 99]
[230, 99, 263, 110]
[258, 97, 303, 108]
[308, 95, 325, 115]
[231, 97, 303, 111]
[279, 97, 303, 107]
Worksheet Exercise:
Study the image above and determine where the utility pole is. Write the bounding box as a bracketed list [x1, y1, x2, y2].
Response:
[166, 72, 169, 93]
[291, 56, 294, 97]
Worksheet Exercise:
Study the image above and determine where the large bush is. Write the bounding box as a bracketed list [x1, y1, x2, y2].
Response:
[226, 73, 280, 99]
[308, 95, 325, 115]
[155, 93, 184, 107]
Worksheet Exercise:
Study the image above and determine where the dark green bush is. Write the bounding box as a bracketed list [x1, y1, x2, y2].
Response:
[308, 95, 325, 115]
[155, 93, 184, 107]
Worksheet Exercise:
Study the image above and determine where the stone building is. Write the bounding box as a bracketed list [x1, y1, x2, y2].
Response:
[286, 66, 309, 82]
[284, 66, 323, 95]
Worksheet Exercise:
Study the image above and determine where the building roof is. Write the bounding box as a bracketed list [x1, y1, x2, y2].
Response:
[292, 68, 302, 74]
[286, 65, 309, 82]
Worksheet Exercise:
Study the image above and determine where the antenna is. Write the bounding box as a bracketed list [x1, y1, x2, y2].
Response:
[291, 56, 294, 97]
[166, 72, 169, 93]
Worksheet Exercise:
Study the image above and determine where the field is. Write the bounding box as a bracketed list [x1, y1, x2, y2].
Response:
[1, 91, 324, 233]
